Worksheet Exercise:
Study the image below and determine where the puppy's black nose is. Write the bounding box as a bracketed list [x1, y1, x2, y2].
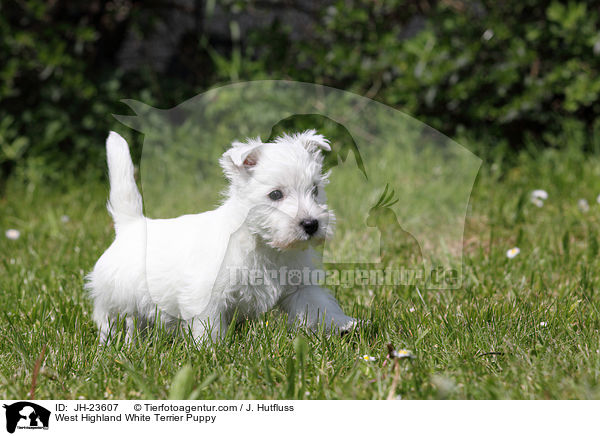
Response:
[300, 219, 319, 235]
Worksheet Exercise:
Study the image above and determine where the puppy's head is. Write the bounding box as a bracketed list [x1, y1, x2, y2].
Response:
[220, 130, 335, 250]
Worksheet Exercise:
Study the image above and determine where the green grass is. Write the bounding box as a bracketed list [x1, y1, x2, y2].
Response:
[2, 141, 600, 400]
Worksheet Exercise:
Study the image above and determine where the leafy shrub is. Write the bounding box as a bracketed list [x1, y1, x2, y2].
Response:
[2, 0, 600, 183]
[232, 0, 600, 145]
[0, 1, 122, 181]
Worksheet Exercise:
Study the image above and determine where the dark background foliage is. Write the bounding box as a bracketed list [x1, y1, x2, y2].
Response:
[2, 0, 600, 182]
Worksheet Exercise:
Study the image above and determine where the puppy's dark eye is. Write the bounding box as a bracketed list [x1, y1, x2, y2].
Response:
[312, 185, 319, 197]
[268, 190, 284, 201]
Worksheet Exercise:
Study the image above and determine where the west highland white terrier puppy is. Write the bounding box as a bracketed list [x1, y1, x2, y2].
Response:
[86, 130, 357, 344]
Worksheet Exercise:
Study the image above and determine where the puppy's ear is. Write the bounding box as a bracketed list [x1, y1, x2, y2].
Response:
[227, 142, 261, 167]
[296, 129, 331, 152]
[220, 139, 262, 178]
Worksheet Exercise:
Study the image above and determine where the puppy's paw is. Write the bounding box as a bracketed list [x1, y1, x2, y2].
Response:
[339, 318, 369, 336]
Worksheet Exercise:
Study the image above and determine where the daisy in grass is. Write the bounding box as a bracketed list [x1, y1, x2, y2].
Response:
[5, 229, 20, 240]
[362, 355, 377, 362]
[578, 199, 590, 213]
[506, 247, 520, 259]
[391, 349, 415, 359]
[530, 189, 548, 207]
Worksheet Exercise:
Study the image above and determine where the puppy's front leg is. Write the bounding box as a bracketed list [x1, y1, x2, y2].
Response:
[278, 286, 357, 333]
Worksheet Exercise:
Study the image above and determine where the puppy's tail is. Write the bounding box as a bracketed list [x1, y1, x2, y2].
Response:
[106, 131, 143, 229]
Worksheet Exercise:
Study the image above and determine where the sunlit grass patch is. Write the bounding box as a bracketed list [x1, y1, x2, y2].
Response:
[2, 141, 600, 399]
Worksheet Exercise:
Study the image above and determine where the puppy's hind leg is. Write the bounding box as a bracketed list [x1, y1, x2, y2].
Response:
[123, 316, 138, 345]
[93, 304, 115, 345]
[93, 305, 137, 345]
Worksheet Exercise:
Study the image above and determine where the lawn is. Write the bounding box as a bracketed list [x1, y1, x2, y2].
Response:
[2, 137, 600, 400]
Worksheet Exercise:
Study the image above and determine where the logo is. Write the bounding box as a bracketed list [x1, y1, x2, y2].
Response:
[2, 402, 50, 433]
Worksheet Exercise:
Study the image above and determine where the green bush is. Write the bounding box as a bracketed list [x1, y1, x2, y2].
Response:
[2, 0, 600, 183]
[0, 1, 121, 180]
[0, 1, 187, 183]
[233, 0, 600, 145]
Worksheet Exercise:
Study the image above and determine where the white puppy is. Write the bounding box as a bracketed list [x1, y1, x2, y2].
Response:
[86, 130, 357, 344]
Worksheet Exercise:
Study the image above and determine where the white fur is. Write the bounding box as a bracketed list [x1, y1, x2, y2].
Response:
[86, 130, 356, 344]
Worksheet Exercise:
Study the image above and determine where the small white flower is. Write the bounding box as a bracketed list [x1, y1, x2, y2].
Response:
[597, 194, 600, 204]
[61, 215, 70, 223]
[482, 29, 494, 41]
[5, 229, 20, 240]
[362, 354, 377, 362]
[540, 321, 548, 327]
[578, 199, 590, 213]
[530, 190, 548, 207]
[391, 349, 415, 359]
[409, 307, 416, 313]
[531, 190, 548, 200]
[506, 247, 520, 259]
[531, 197, 544, 207]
